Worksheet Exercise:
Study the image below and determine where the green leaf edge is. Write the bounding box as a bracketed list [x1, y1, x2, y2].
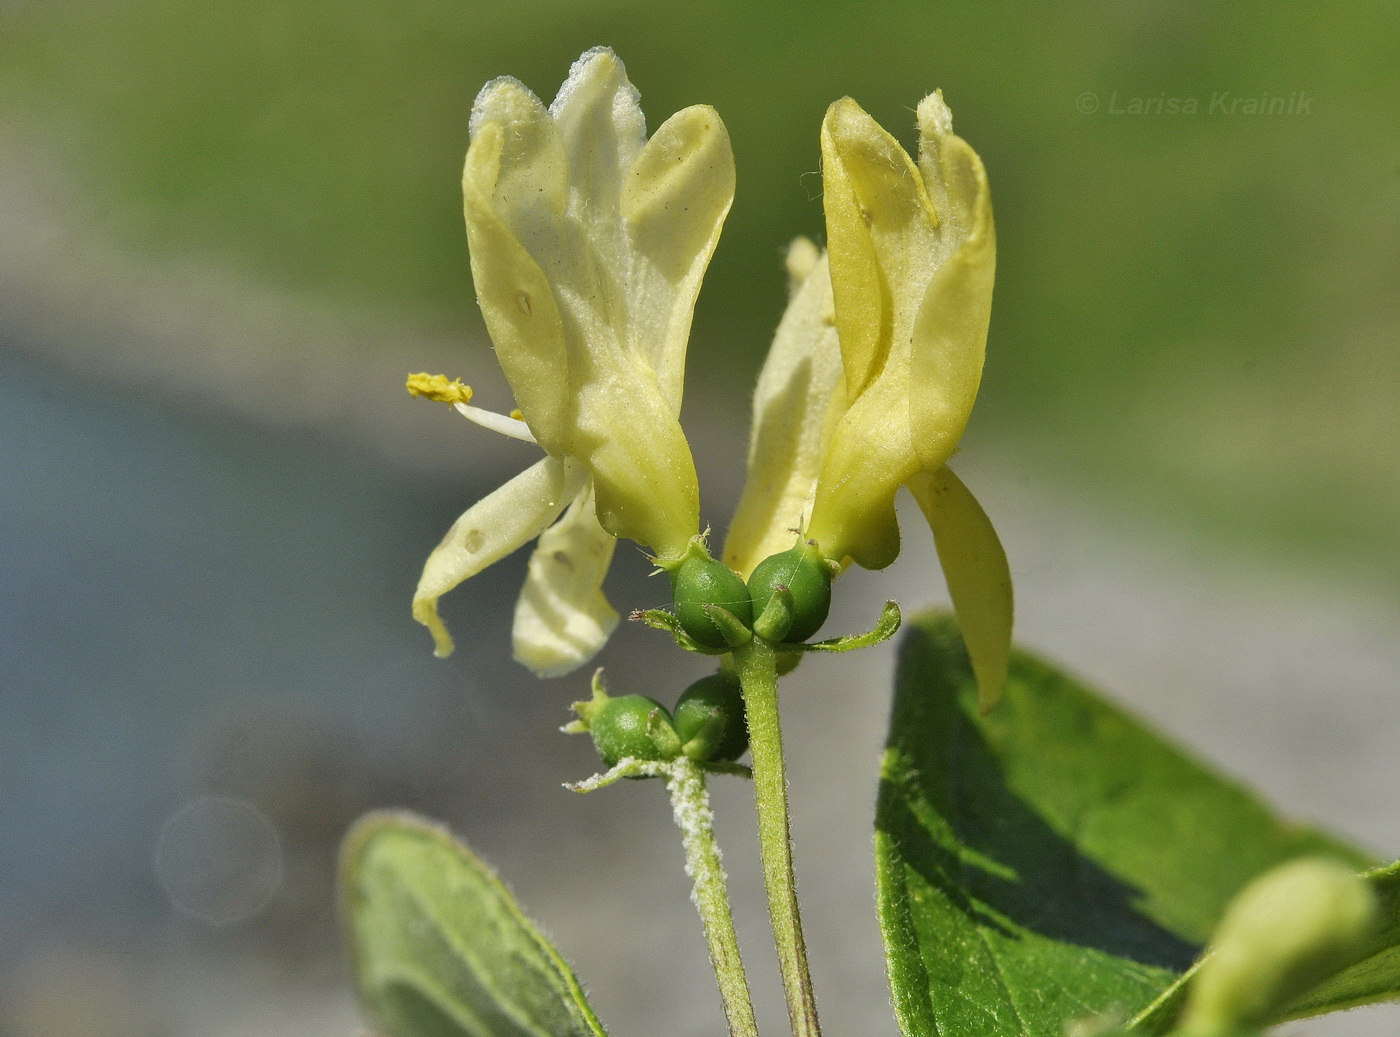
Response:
[339, 809, 610, 1037]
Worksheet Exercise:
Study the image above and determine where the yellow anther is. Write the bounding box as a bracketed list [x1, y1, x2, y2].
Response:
[406, 373, 474, 405]
[509, 408, 525, 421]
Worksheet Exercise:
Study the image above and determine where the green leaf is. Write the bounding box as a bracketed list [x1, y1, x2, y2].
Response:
[340, 811, 609, 1037]
[876, 612, 1373, 1037]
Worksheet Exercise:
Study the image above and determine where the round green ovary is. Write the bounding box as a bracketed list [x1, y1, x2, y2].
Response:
[590, 695, 676, 768]
[747, 542, 832, 642]
[674, 673, 748, 762]
[671, 554, 754, 649]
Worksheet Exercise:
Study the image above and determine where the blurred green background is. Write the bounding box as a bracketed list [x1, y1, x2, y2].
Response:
[4, 0, 1397, 578]
[2, 2, 1398, 1035]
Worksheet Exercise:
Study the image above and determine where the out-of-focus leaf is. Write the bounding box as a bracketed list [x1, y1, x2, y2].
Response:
[341, 811, 608, 1037]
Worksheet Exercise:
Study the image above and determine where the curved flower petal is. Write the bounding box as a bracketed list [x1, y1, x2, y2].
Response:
[548, 46, 647, 266]
[512, 484, 620, 678]
[724, 242, 846, 578]
[906, 465, 1012, 711]
[621, 102, 736, 404]
[462, 91, 571, 442]
[413, 457, 588, 657]
[804, 97, 935, 568]
[909, 93, 995, 472]
[820, 96, 941, 402]
[803, 353, 914, 570]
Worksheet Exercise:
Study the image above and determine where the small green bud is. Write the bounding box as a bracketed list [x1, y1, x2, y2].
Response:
[669, 545, 754, 650]
[674, 673, 748, 762]
[1181, 858, 1379, 1036]
[571, 678, 680, 770]
[747, 540, 832, 643]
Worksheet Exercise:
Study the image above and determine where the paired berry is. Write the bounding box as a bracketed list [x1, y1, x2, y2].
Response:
[669, 547, 754, 649]
[570, 679, 680, 771]
[570, 668, 750, 771]
[674, 673, 748, 762]
[588, 694, 676, 767]
[747, 540, 833, 643]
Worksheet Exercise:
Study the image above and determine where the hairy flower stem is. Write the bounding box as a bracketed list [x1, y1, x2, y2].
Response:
[733, 638, 822, 1037]
[664, 757, 759, 1037]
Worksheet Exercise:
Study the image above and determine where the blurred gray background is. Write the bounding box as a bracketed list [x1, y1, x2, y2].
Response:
[2, 1, 1397, 1034]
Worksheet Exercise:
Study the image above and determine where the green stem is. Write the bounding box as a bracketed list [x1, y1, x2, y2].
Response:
[734, 638, 822, 1037]
[664, 757, 760, 1037]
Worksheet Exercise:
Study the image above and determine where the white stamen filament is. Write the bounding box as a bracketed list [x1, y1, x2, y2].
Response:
[455, 403, 538, 444]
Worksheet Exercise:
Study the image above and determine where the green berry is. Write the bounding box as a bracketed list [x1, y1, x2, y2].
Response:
[747, 541, 832, 642]
[674, 674, 748, 762]
[670, 552, 754, 649]
[588, 694, 678, 768]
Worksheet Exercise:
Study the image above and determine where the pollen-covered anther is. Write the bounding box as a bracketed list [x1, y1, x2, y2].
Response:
[406, 372, 475, 405]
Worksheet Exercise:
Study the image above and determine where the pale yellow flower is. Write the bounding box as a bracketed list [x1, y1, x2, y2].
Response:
[725, 93, 1011, 706]
[414, 48, 735, 675]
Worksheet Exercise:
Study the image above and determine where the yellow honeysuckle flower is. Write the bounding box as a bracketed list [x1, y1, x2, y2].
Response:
[724, 93, 1011, 708]
[413, 48, 735, 675]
